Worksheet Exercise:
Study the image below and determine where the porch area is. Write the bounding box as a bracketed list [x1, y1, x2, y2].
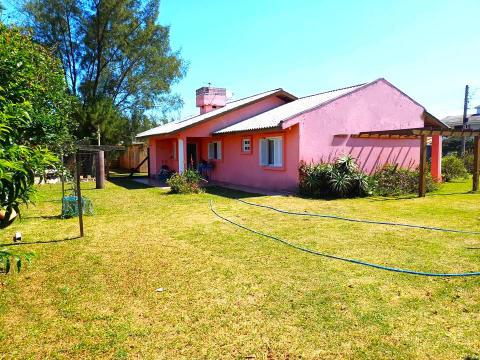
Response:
[148, 136, 219, 180]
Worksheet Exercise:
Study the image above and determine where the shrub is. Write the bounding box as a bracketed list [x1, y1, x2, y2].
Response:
[463, 153, 474, 175]
[298, 155, 374, 198]
[374, 164, 438, 196]
[442, 155, 468, 182]
[167, 169, 204, 194]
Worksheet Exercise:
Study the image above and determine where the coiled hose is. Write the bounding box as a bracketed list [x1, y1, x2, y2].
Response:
[210, 200, 480, 277]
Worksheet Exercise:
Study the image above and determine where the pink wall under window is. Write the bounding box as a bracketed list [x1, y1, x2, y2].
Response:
[201, 126, 300, 192]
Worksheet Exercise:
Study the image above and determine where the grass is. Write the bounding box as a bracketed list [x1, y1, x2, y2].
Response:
[0, 176, 479, 359]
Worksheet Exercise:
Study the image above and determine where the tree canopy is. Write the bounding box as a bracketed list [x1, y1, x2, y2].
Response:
[23, 0, 186, 144]
[0, 23, 72, 226]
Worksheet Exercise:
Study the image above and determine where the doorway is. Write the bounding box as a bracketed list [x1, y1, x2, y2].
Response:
[186, 142, 198, 169]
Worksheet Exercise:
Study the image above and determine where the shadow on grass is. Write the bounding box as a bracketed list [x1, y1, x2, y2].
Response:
[0, 235, 82, 247]
[108, 175, 153, 190]
[22, 215, 61, 220]
[204, 185, 264, 199]
[368, 191, 477, 202]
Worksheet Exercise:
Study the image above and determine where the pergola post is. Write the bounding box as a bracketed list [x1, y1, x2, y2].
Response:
[419, 135, 427, 197]
[473, 135, 480, 192]
[95, 150, 105, 189]
[430, 135, 442, 181]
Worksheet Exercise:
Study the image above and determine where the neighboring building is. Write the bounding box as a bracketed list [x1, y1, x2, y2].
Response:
[137, 78, 445, 192]
[442, 106, 480, 130]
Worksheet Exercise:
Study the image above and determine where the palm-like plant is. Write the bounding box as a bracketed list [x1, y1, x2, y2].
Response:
[328, 168, 353, 197]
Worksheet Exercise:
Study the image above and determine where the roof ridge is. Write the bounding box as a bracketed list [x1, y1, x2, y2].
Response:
[299, 83, 366, 100]
[226, 88, 284, 104]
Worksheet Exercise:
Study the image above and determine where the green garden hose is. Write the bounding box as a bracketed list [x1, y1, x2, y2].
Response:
[210, 200, 480, 277]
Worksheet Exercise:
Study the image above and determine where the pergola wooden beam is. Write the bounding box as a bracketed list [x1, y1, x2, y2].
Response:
[350, 127, 480, 139]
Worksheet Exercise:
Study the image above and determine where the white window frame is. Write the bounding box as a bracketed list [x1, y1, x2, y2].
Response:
[259, 136, 283, 167]
[208, 141, 222, 160]
[242, 138, 251, 153]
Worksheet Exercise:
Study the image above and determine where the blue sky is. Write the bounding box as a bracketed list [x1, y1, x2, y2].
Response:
[161, 0, 480, 120]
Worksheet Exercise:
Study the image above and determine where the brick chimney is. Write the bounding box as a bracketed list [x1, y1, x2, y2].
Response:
[196, 86, 227, 114]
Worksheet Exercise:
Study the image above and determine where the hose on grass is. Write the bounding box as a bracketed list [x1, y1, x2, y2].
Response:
[210, 200, 480, 277]
[237, 199, 480, 236]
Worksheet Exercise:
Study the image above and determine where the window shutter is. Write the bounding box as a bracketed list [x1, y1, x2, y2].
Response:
[274, 138, 283, 167]
[217, 141, 222, 160]
[208, 143, 214, 160]
[260, 139, 268, 165]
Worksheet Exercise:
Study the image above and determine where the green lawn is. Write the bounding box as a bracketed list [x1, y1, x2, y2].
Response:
[1, 176, 479, 359]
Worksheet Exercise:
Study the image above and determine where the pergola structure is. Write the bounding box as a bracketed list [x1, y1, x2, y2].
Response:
[350, 126, 480, 197]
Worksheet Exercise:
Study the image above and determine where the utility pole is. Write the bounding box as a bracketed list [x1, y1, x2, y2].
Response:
[461, 85, 470, 156]
[97, 126, 101, 146]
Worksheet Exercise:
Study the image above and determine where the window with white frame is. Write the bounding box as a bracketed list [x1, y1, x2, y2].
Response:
[242, 138, 251, 152]
[260, 136, 283, 167]
[208, 141, 222, 160]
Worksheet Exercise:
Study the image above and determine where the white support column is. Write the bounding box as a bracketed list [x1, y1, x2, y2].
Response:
[178, 138, 185, 173]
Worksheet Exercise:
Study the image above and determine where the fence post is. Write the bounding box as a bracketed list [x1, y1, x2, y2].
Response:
[76, 151, 84, 237]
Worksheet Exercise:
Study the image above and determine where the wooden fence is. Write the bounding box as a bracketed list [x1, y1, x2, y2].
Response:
[117, 143, 148, 173]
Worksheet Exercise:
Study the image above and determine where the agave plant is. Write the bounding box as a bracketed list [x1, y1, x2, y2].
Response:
[352, 172, 374, 196]
[335, 155, 358, 173]
[328, 168, 353, 197]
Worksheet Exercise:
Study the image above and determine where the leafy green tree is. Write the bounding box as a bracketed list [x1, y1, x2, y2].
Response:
[0, 23, 72, 227]
[23, 0, 186, 144]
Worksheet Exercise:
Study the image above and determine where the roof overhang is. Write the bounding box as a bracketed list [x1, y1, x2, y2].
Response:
[212, 125, 281, 136]
[423, 111, 449, 129]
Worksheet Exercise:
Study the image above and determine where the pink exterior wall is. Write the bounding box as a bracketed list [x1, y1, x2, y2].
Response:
[149, 79, 431, 192]
[148, 94, 289, 176]
[200, 126, 299, 191]
[283, 79, 425, 174]
[149, 138, 178, 175]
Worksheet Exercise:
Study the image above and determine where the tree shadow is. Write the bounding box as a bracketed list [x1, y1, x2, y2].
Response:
[204, 185, 264, 199]
[108, 176, 153, 190]
[22, 215, 62, 220]
[368, 191, 476, 202]
[0, 235, 82, 247]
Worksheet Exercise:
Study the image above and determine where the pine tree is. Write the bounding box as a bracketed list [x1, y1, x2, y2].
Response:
[23, 0, 186, 144]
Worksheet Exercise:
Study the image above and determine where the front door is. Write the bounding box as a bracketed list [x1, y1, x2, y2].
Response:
[186, 143, 198, 169]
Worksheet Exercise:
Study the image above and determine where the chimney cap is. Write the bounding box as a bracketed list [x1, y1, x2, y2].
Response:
[196, 86, 227, 96]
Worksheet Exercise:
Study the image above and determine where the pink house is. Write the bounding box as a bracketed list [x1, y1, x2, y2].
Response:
[137, 78, 445, 192]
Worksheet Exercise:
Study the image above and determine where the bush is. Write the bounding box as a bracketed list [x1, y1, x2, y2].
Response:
[299, 156, 374, 198]
[442, 155, 468, 182]
[463, 153, 474, 175]
[167, 169, 204, 194]
[374, 164, 438, 196]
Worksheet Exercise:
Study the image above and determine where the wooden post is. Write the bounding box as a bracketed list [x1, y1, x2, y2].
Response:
[419, 135, 427, 197]
[473, 135, 480, 192]
[96, 150, 105, 189]
[75, 151, 84, 237]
